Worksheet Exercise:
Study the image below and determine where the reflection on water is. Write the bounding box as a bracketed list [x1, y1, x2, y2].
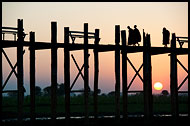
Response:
[2, 114, 188, 122]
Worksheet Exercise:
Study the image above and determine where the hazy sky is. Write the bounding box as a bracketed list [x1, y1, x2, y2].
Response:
[2, 2, 188, 94]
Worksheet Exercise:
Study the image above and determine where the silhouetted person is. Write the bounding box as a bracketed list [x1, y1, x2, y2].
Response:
[127, 26, 134, 45]
[133, 25, 141, 46]
[162, 27, 170, 47]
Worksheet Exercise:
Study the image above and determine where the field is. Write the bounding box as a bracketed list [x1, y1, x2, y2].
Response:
[2, 94, 188, 119]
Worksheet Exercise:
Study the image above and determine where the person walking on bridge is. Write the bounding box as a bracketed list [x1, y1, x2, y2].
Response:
[162, 27, 170, 47]
[133, 25, 141, 46]
[127, 26, 134, 46]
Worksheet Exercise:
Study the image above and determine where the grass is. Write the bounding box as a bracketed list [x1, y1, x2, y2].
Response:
[2, 94, 188, 118]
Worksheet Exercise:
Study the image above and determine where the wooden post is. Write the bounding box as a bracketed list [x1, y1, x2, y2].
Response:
[121, 30, 127, 120]
[17, 19, 24, 124]
[170, 33, 178, 118]
[115, 25, 120, 123]
[94, 29, 100, 120]
[143, 33, 153, 121]
[51, 22, 57, 122]
[0, 40, 2, 123]
[29, 32, 35, 122]
[64, 27, 70, 122]
[84, 23, 89, 124]
[188, 35, 190, 117]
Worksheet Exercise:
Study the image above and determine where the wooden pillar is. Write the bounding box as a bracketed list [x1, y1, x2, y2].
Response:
[188, 35, 190, 117]
[0, 40, 2, 123]
[84, 23, 89, 124]
[51, 22, 57, 122]
[94, 29, 100, 120]
[143, 32, 153, 121]
[115, 25, 120, 122]
[29, 32, 35, 122]
[17, 19, 24, 124]
[64, 27, 70, 122]
[170, 33, 178, 118]
[121, 30, 127, 120]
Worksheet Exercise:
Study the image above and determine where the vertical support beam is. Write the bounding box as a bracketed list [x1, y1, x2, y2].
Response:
[170, 33, 178, 118]
[51, 22, 57, 122]
[115, 25, 120, 122]
[94, 29, 100, 120]
[0, 41, 2, 123]
[121, 30, 127, 120]
[29, 32, 35, 122]
[64, 27, 70, 123]
[188, 35, 190, 117]
[84, 23, 89, 124]
[17, 19, 24, 124]
[143, 33, 153, 121]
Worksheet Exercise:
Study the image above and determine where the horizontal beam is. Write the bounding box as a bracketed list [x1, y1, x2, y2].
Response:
[70, 34, 95, 39]
[178, 91, 188, 93]
[70, 31, 95, 35]
[70, 90, 84, 93]
[151, 47, 189, 55]
[2, 27, 18, 30]
[2, 40, 189, 54]
[178, 40, 188, 42]
[2, 90, 18, 93]
[2, 30, 17, 34]
[176, 37, 188, 39]
[128, 90, 144, 93]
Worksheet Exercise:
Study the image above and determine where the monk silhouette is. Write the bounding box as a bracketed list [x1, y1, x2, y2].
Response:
[133, 25, 141, 46]
[127, 26, 134, 45]
[162, 27, 170, 47]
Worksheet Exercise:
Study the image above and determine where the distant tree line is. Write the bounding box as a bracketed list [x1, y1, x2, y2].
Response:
[7, 83, 65, 97]
[7, 84, 169, 97]
[42, 83, 65, 96]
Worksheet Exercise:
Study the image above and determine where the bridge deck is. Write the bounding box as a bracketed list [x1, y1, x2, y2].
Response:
[2, 40, 189, 55]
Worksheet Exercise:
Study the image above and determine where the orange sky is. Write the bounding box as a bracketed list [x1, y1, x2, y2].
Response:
[2, 2, 188, 94]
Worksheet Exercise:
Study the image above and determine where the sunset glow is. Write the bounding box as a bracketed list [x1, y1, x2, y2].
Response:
[2, 2, 188, 95]
[154, 82, 163, 91]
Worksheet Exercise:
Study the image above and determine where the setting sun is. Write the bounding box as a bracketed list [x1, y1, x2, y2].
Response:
[154, 82, 163, 90]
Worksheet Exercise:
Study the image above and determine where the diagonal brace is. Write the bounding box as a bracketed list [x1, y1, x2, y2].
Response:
[69, 32, 76, 44]
[177, 75, 188, 90]
[70, 54, 90, 90]
[70, 64, 84, 90]
[177, 58, 188, 73]
[2, 62, 17, 90]
[127, 57, 144, 83]
[71, 54, 84, 79]
[2, 49, 25, 90]
[127, 63, 143, 90]
[2, 49, 18, 77]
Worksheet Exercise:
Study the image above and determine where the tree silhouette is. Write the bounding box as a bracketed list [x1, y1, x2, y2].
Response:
[35, 86, 42, 96]
[108, 91, 115, 96]
[43, 86, 51, 96]
[57, 83, 65, 96]
[161, 90, 169, 96]
[42, 83, 65, 96]
[7, 91, 17, 97]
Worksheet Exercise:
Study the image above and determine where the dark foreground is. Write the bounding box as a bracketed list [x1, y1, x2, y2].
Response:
[2, 116, 189, 126]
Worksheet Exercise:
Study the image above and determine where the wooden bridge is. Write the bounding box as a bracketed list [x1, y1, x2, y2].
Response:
[1, 19, 189, 125]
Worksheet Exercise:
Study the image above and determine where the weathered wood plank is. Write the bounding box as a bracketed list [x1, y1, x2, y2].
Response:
[94, 29, 100, 120]
[121, 30, 127, 120]
[115, 25, 120, 123]
[170, 33, 179, 118]
[51, 22, 57, 122]
[29, 32, 36, 122]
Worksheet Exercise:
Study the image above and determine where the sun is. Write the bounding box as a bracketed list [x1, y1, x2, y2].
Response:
[154, 82, 163, 90]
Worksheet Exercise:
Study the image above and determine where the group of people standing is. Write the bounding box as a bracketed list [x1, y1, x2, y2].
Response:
[127, 25, 170, 47]
[127, 25, 141, 46]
